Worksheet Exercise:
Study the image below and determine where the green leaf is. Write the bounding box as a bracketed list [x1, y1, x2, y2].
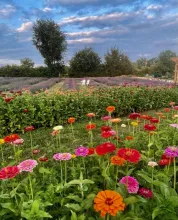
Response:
[137, 173, 152, 183]
[124, 196, 138, 205]
[66, 195, 82, 202]
[38, 210, 52, 218]
[0, 203, 16, 213]
[67, 180, 81, 185]
[31, 200, 40, 213]
[39, 167, 51, 174]
[65, 203, 81, 212]
[82, 179, 94, 184]
[71, 211, 77, 220]
[152, 207, 164, 219]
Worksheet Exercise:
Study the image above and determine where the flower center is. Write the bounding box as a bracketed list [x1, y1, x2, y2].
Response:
[126, 150, 133, 156]
[171, 147, 177, 152]
[105, 198, 113, 205]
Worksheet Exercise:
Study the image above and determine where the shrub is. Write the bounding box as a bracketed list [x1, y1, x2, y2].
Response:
[0, 85, 177, 135]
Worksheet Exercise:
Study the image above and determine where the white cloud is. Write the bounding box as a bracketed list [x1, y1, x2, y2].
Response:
[42, 7, 52, 12]
[0, 4, 16, 17]
[67, 37, 111, 44]
[146, 4, 163, 10]
[16, 22, 33, 32]
[59, 12, 136, 26]
[0, 58, 20, 65]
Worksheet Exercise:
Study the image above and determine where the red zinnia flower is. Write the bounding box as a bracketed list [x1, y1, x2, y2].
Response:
[4, 134, 20, 143]
[86, 123, 96, 130]
[0, 166, 19, 179]
[101, 131, 113, 138]
[117, 148, 141, 163]
[129, 113, 140, 119]
[150, 118, 159, 124]
[138, 188, 153, 198]
[24, 109, 28, 113]
[101, 126, 111, 132]
[159, 159, 172, 166]
[96, 142, 116, 155]
[140, 115, 150, 120]
[39, 157, 48, 162]
[88, 148, 95, 155]
[4, 97, 14, 103]
[68, 117, 76, 124]
[144, 124, 156, 131]
[174, 106, 178, 110]
[24, 126, 35, 132]
[163, 108, 170, 113]
[125, 136, 134, 141]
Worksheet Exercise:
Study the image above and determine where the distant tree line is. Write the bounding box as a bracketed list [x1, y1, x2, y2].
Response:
[0, 19, 176, 78]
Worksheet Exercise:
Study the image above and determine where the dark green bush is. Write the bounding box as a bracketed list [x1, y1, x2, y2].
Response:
[0, 86, 177, 135]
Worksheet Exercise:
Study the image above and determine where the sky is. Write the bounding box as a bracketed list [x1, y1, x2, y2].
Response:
[0, 0, 177, 66]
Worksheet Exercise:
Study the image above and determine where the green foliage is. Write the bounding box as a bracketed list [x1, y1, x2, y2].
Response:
[20, 58, 35, 69]
[69, 48, 101, 77]
[1, 86, 178, 134]
[104, 48, 134, 76]
[32, 19, 67, 74]
[0, 65, 54, 77]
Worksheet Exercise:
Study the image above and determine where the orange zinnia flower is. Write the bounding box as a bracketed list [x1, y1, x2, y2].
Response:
[110, 118, 121, 123]
[106, 106, 115, 113]
[111, 156, 125, 166]
[86, 123, 96, 130]
[125, 136, 134, 141]
[140, 115, 150, 120]
[156, 112, 163, 117]
[170, 102, 175, 106]
[86, 113, 95, 117]
[94, 190, 125, 217]
[68, 117, 75, 124]
[163, 108, 170, 113]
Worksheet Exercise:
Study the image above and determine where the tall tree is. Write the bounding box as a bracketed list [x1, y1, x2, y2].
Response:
[20, 58, 34, 68]
[32, 19, 67, 74]
[69, 48, 101, 77]
[104, 48, 133, 76]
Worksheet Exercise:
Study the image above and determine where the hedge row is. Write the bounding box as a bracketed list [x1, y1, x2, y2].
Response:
[0, 86, 178, 135]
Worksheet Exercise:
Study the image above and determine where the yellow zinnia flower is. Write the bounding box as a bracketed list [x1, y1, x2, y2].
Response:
[0, 139, 5, 144]
[131, 121, 138, 126]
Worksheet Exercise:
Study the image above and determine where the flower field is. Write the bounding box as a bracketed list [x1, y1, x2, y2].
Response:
[1, 101, 178, 219]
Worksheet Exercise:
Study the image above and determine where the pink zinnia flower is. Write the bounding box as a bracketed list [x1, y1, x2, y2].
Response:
[164, 146, 178, 157]
[17, 159, 38, 172]
[53, 153, 72, 161]
[101, 116, 112, 121]
[75, 146, 89, 157]
[120, 176, 139, 193]
[169, 124, 178, 129]
[12, 138, 24, 145]
[138, 188, 153, 198]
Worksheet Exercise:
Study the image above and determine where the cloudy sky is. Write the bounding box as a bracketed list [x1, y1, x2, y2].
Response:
[0, 0, 177, 66]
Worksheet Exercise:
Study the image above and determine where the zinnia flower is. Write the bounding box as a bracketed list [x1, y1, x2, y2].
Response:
[51, 130, 59, 136]
[24, 126, 35, 132]
[86, 113, 95, 117]
[169, 124, 178, 129]
[120, 176, 139, 193]
[0, 139, 5, 144]
[32, 149, 40, 154]
[102, 116, 112, 121]
[110, 118, 121, 123]
[0, 166, 19, 179]
[75, 146, 89, 157]
[111, 156, 125, 166]
[144, 124, 156, 131]
[101, 126, 111, 132]
[129, 113, 140, 119]
[106, 106, 115, 113]
[53, 153, 72, 160]
[121, 124, 126, 128]
[24, 109, 28, 113]
[164, 146, 178, 157]
[148, 161, 158, 168]
[174, 106, 178, 110]
[4, 97, 14, 103]
[159, 159, 172, 166]
[94, 190, 125, 217]
[71, 154, 76, 158]
[150, 118, 159, 124]
[12, 138, 24, 145]
[86, 123, 96, 130]
[88, 148, 95, 155]
[117, 148, 140, 163]
[125, 136, 134, 141]
[4, 134, 21, 143]
[170, 102, 175, 106]
[39, 157, 48, 162]
[17, 159, 38, 172]
[163, 108, 170, 112]
[53, 125, 63, 131]
[96, 142, 116, 155]
[140, 115, 150, 120]
[101, 131, 113, 138]
[138, 188, 153, 198]
[68, 117, 75, 124]
[131, 121, 138, 126]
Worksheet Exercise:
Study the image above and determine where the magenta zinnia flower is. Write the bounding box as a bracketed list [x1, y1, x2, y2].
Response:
[17, 159, 38, 172]
[138, 188, 153, 198]
[101, 116, 112, 121]
[53, 153, 72, 161]
[164, 146, 178, 157]
[120, 176, 139, 193]
[75, 146, 89, 157]
[169, 124, 178, 129]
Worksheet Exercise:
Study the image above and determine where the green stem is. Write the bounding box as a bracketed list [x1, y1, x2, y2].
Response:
[115, 124, 119, 148]
[58, 133, 61, 152]
[1, 144, 4, 165]
[174, 158, 176, 190]
[106, 213, 110, 220]
[71, 123, 75, 142]
[28, 173, 34, 200]
[115, 166, 118, 190]
[132, 126, 134, 136]
[13, 145, 18, 164]
[65, 161, 67, 184]
[60, 161, 63, 183]
[29, 132, 33, 158]
[151, 168, 154, 192]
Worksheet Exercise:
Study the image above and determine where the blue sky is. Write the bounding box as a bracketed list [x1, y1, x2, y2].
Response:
[0, 0, 177, 66]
